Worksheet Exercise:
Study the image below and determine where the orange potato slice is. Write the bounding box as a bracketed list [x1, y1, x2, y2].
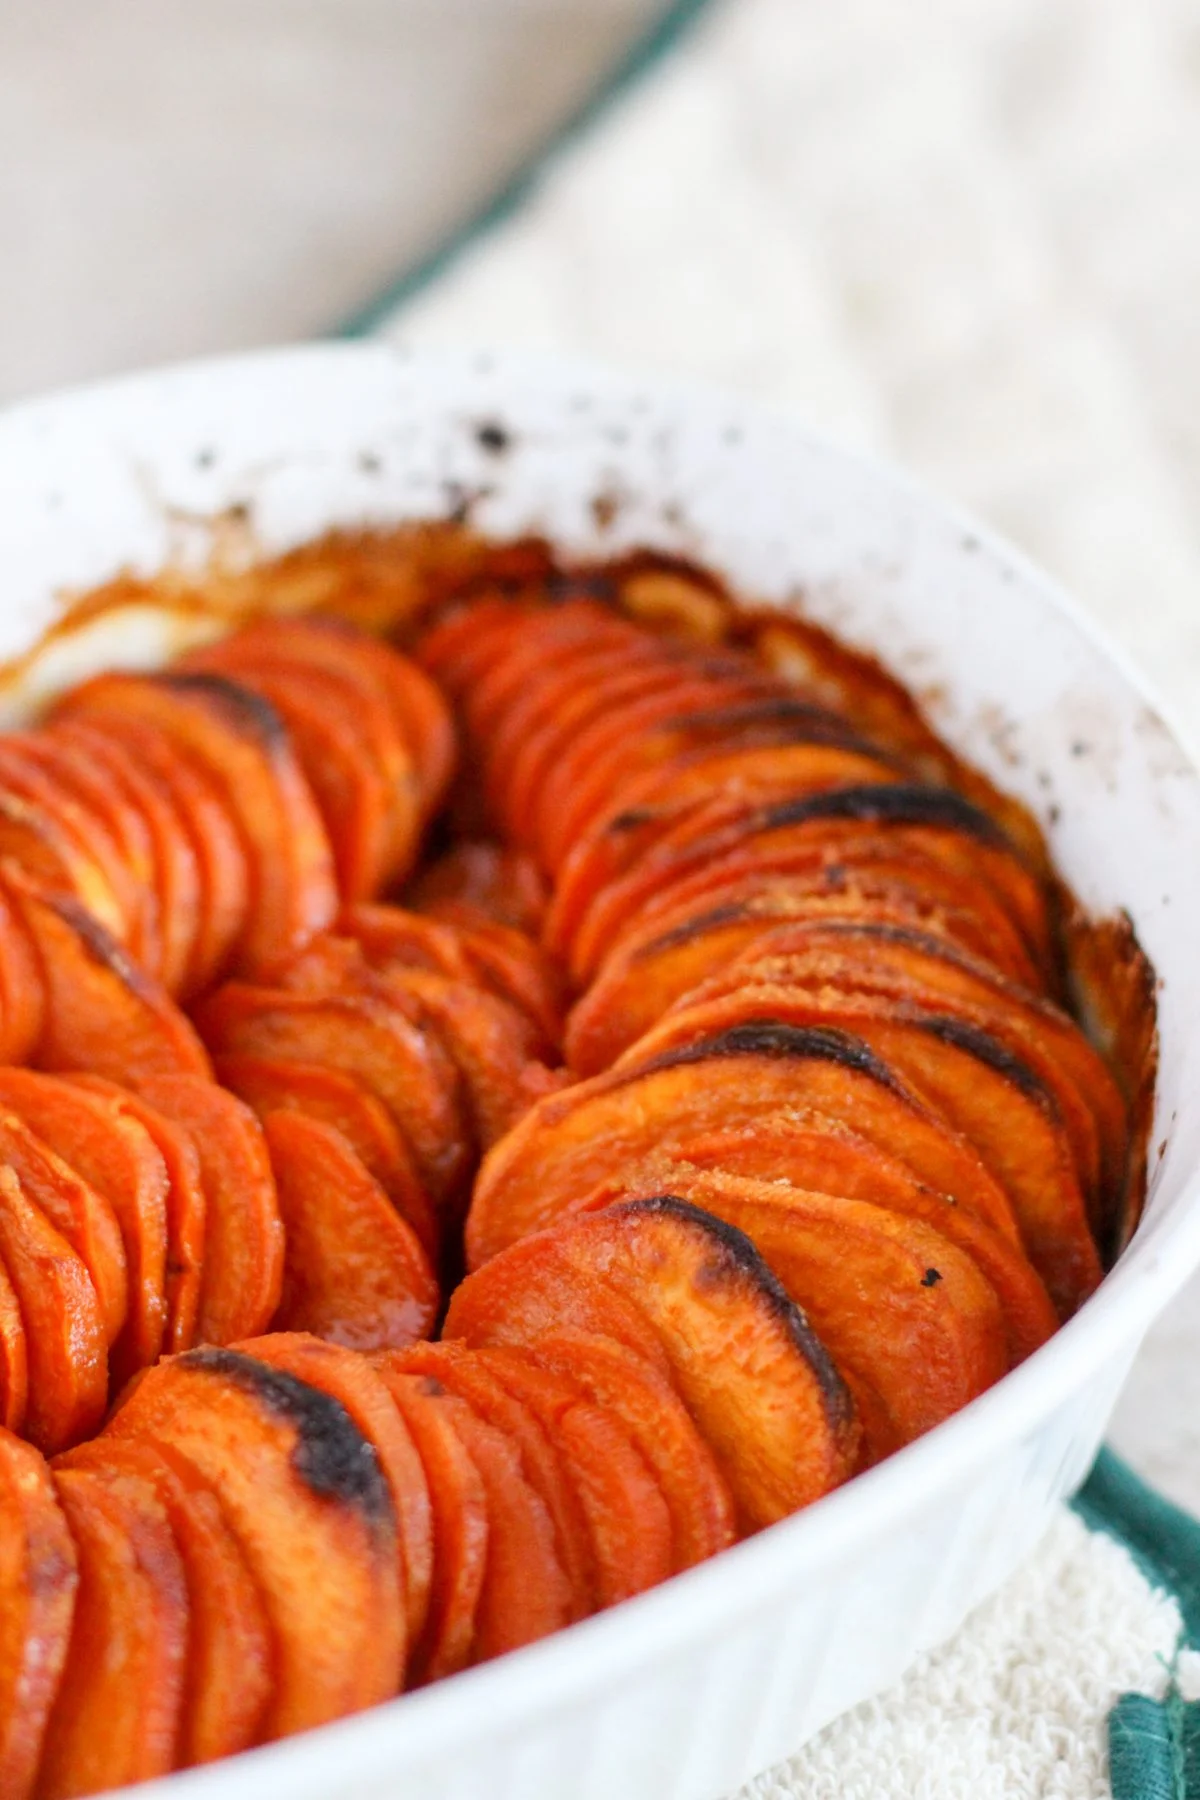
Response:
[0, 1167, 107, 1454]
[0, 1070, 169, 1387]
[105, 1345, 403, 1738]
[215, 1053, 438, 1261]
[0, 865, 210, 1083]
[0, 1111, 127, 1349]
[51, 671, 337, 977]
[373, 1366, 487, 1686]
[38, 1461, 188, 1796]
[467, 1025, 1017, 1267]
[0, 1432, 77, 1800]
[0, 1260, 27, 1435]
[0, 882, 44, 1066]
[54, 1437, 272, 1769]
[407, 841, 548, 935]
[0, 742, 131, 944]
[449, 1198, 859, 1531]
[263, 1112, 438, 1350]
[136, 1076, 283, 1347]
[237, 1333, 431, 1672]
[67, 1078, 206, 1357]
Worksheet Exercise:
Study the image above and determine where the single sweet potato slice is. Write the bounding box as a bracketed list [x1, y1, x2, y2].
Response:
[388, 1342, 594, 1622]
[54, 1437, 271, 1768]
[136, 1076, 283, 1347]
[552, 786, 1054, 986]
[67, 1078, 206, 1357]
[565, 888, 985, 1074]
[215, 1054, 439, 1261]
[0, 1070, 169, 1386]
[443, 1394, 572, 1663]
[449, 1198, 859, 1531]
[67, 714, 248, 997]
[407, 841, 548, 935]
[45, 720, 201, 996]
[0, 883, 44, 1066]
[263, 1112, 438, 1350]
[633, 990, 1099, 1317]
[373, 1366, 488, 1685]
[38, 1461, 188, 1796]
[0, 865, 210, 1083]
[0, 1168, 107, 1454]
[195, 983, 469, 1204]
[0, 1261, 27, 1435]
[659, 1119, 1057, 1365]
[52, 671, 338, 976]
[588, 1163, 1008, 1460]
[0, 1432, 77, 1800]
[597, 837, 1043, 993]
[105, 1345, 403, 1737]
[467, 1025, 1017, 1267]
[0, 743, 131, 944]
[238, 1332, 431, 1667]
[521, 1329, 736, 1572]
[0, 1112, 127, 1349]
[467, 1345, 673, 1607]
[9, 730, 161, 974]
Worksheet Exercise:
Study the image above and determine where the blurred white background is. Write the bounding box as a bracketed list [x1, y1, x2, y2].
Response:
[4, 0, 1200, 1506]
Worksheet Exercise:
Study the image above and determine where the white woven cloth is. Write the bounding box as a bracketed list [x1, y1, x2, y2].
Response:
[737, 1512, 1188, 1799]
[375, 0, 1200, 1520]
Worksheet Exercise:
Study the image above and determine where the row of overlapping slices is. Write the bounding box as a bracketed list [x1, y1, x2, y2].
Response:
[0, 560, 1147, 1796]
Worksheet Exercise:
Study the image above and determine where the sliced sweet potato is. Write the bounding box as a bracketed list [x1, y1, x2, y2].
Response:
[372, 1366, 488, 1685]
[467, 1025, 1018, 1266]
[136, 1076, 284, 1347]
[0, 864, 210, 1083]
[54, 1437, 271, 1768]
[467, 1345, 673, 1607]
[0, 742, 131, 944]
[263, 1112, 438, 1350]
[38, 1461, 188, 1796]
[586, 1163, 1008, 1460]
[653, 1120, 1057, 1364]
[521, 1329, 735, 1572]
[238, 1333, 431, 1669]
[105, 1345, 403, 1737]
[215, 1054, 439, 1261]
[0, 1070, 169, 1386]
[0, 882, 43, 1065]
[387, 1341, 594, 1622]
[407, 841, 549, 935]
[0, 1432, 76, 1800]
[45, 719, 201, 996]
[449, 1198, 859, 1531]
[565, 888, 986, 1074]
[0, 1261, 27, 1435]
[631, 990, 1099, 1316]
[0, 1167, 107, 1453]
[67, 1078, 206, 1357]
[9, 730, 161, 974]
[595, 837, 1044, 992]
[51, 671, 338, 976]
[0, 1111, 127, 1349]
[195, 983, 469, 1204]
[552, 785, 1054, 986]
[431, 1390, 572, 1663]
[68, 714, 248, 997]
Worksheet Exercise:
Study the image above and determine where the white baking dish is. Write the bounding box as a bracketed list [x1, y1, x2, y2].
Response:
[2, 343, 1198, 1800]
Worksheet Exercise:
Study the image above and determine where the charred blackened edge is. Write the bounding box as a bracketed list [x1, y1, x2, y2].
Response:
[633, 1020, 904, 1089]
[181, 1346, 393, 1524]
[36, 887, 160, 995]
[653, 699, 891, 761]
[158, 671, 290, 753]
[758, 783, 1011, 848]
[917, 1014, 1047, 1105]
[613, 1194, 854, 1437]
[636, 899, 752, 955]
